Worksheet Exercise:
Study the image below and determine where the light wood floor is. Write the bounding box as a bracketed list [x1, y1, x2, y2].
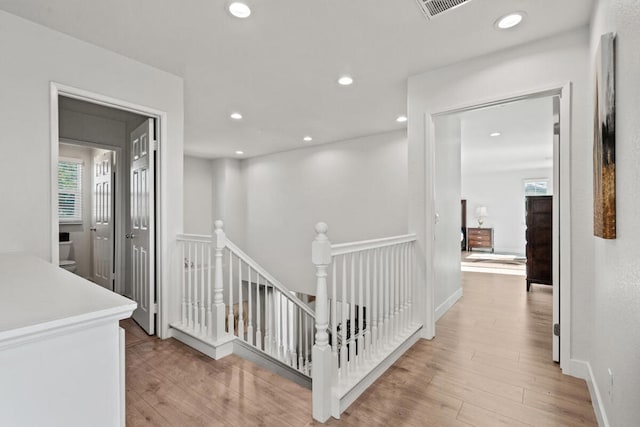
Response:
[122, 271, 596, 426]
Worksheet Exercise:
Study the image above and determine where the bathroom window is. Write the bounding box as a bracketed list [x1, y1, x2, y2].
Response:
[58, 158, 83, 224]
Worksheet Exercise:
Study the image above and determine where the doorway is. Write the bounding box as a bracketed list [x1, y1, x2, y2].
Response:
[430, 90, 567, 365]
[52, 92, 160, 336]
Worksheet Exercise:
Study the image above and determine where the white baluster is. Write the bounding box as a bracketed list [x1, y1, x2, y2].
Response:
[372, 248, 378, 354]
[298, 305, 303, 372]
[408, 242, 414, 325]
[187, 242, 193, 328]
[399, 243, 404, 331]
[256, 273, 262, 350]
[403, 243, 409, 329]
[237, 258, 244, 339]
[194, 243, 200, 332]
[277, 291, 286, 360]
[382, 247, 391, 346]
[365, 251, 371, 359]
[228, 251, 234, 335]
[181, 242, 187, 326]
[331, 261, 338, 378]
[390, 245, 396, 340]
[312, 222, 333, 423]
[305, 315, 310, 375]
[206, 243, 212, 337]
[211, 220, 226, 341]
[247, 266, 254, 345]
[200, 242, 206, 335]
[349, 253, 355, 370]
[358, 251, 364, 365]
[264, 284, 270, 353]
[341, 255, 347, 378]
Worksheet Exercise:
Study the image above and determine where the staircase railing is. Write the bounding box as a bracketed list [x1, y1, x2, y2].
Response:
[174, 221, 421, 423]
[311, 223, 420, 422]
[175, 221, 315, 376]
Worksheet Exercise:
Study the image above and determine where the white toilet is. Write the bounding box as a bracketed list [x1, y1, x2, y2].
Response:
[59, 241, 77, 273]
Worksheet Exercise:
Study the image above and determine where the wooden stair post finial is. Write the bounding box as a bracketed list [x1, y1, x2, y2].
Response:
[312, 222, 333, 422]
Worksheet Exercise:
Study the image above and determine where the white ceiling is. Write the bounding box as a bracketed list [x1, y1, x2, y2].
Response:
[460, 96, 554, 174]
[0, 0, 594, 158]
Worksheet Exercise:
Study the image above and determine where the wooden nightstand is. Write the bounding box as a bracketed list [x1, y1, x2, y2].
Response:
[467, 227, 494, 253]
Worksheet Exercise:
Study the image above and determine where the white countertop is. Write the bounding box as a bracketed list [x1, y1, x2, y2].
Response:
[0, 253, 137, 344]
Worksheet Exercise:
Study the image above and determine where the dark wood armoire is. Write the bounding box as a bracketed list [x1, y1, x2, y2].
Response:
[525, 195, 553, 291]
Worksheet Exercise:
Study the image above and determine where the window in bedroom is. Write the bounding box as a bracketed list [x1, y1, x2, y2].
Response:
[524, 179, 549, 196]
[58, 158, 83, 224]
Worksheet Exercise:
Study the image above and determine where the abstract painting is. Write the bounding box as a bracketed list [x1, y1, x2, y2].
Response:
[593, 32, 616, 239]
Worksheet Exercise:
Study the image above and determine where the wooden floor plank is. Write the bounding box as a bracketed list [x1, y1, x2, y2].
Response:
[121, 269, 596, 426]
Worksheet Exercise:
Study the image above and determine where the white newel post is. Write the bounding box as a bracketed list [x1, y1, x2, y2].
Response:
[312, 222, 333, 422]
[212, 220, 227, 341]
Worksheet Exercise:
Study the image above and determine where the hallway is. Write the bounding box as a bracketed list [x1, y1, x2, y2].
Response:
[122, 271, 596, 426]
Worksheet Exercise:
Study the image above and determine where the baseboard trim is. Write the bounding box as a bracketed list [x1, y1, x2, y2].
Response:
[233, 339, 312, 390]
[435, 288, 463, 321]
[170, 324, 234, 359]
[567, 359, 610, 427]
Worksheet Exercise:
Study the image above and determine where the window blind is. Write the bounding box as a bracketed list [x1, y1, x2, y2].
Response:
[58, 158, 83, 223]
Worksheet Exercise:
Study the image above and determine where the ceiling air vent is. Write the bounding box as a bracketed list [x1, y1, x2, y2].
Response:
[415, 0, 472, 19]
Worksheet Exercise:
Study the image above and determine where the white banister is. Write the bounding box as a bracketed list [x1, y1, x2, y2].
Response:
[311, 224, 421, 422]
[175, 223, 315, 378]
[212, 221, 226, 341]
[312, 222, 333, 423]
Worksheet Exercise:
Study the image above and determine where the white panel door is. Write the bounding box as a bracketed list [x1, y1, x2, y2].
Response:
[129, 119, 155, 335]
[92, 151, 114, 290]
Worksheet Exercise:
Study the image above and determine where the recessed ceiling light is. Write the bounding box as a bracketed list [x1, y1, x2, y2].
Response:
[230, 112, 243, 120]
[337, 76, 353, 86]
[235, 150, 244, 155]
[495, 12, 525, 30]
[228, 2, 251, 18]
[396, 115, 408, 123]
[490, 132, 501, 137]
[303, 136, 313, 142]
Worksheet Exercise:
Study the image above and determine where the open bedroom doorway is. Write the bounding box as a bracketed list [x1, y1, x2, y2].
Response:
[431, 92, 564, 364]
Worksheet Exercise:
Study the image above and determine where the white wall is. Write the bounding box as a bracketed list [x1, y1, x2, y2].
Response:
[59, 109, 126, 148]
[408, 29, 592, 352]
[0, 11, 184, 337]
[183, 156, 213, 234]
[58, 144, 94, 279]
[212, 158, 246, 247]
[462, 167, 553, 255]
[433, 115, 462, 317]
[589, 1, 640, 425]
[243, 130, 408, 295]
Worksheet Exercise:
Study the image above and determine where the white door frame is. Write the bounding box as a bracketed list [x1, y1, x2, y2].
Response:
[59, 138, 123, 294]
[424, 82, 572, 371]
[50, 82, 169, 337]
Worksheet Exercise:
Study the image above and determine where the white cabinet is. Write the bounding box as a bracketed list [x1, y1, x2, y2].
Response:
[0, 254, 137, 427]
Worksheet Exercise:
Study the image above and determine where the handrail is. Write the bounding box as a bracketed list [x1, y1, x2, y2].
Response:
[177, 233, 213, 243]
[225, 239, 316, 319]
[330, 233, 417, 256]
[178, 233, 315, 319]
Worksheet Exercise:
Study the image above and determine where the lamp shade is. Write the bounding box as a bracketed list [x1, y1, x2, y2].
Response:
[475, 206, 488, 217]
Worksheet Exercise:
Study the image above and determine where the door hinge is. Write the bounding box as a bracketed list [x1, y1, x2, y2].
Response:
[554, 323, 560, 337]
[153, 140, 159, 151]
[153, 303, 159, 314]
